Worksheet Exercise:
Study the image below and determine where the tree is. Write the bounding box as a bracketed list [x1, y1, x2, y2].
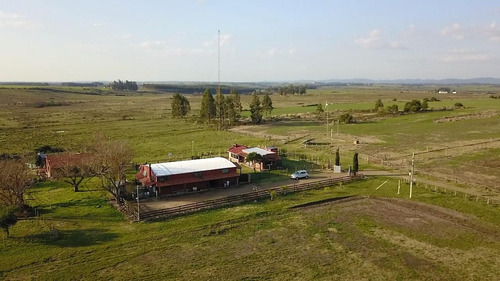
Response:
[404, 100, 422, 113]
[171, 93, 191, 118]
[109, 80, 138, 91]
[375, 99, 384, 111]
[91, 135, 134, 202]
[0, 159, 34, 207]
[200, 88, 216, 124]
[386, 104, 399, 114]
[0, 206, 18, 238]
[353, 152, 359, 175]
[335, 148, 341, 166]
[215, 89, 226, 129]
[261, 93, 273, 117]
[299, 85, 307, 95]
[249, 93, 263, 124]
[225, 89, 242, 126]
[421, 100, 429, 111]
[339, 113, 354, 124]
[316, 103, 324, 119]
[246, 152, 262, 168]
[50, 154, 94, 192]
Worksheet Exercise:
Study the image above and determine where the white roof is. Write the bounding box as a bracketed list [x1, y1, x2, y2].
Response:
[150, 157, 236, 177]
[242, 147, 275, 156]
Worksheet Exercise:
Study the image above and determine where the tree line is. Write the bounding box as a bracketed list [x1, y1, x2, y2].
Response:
[109, 80, 139, 91]
[171, 88, 274, 127]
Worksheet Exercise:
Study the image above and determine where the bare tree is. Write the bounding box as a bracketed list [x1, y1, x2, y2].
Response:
[0, 159, 34, 207]
[50, 154, 94, 192]
[91, 135, 134, 202]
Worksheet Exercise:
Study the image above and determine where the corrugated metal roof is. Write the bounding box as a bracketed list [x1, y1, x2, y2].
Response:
[151, 157, 237, 177]
[242, 147, 275, 156]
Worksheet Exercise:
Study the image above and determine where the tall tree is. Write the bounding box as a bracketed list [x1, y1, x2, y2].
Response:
[215, 89, 225, 129]
[249, 93, 263, 124]
[0, 159, 34, 207]
[353, 152, 359, 175]
[374, 99, 384, 111]
[335, 148, 341, 166]
[225, 89, 242, 126]
[200, 88, 216, 124]
[171, 93, 191, 118]
[0, 206, 18, 238]
[316, 103, 324, 118]
[261, 93, 274, 117]
[91, 135, 134, 203]
[299, 85, 307, 95]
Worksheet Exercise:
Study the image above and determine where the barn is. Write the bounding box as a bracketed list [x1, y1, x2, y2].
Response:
[135, 157, 240, 196]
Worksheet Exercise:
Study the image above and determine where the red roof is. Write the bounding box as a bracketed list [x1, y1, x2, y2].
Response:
[227, 144, 249, 155]
[46, 153, 92, 169]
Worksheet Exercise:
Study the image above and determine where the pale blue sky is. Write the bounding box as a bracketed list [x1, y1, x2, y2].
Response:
[1, 0, 499, 82]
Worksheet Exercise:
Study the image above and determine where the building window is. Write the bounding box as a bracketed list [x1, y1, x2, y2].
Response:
[221, 168, 229, 174]
[157, 176, 168, 182]
[194, 172, 202, 178]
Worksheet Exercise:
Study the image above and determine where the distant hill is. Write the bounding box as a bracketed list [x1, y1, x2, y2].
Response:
[317, 77, 500, 85]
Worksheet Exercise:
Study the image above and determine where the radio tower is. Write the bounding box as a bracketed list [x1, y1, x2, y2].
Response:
[217, 30, 222, 131]
[218, 30, 221, 92]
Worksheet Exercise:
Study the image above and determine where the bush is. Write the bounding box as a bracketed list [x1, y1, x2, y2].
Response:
[454, 102, 464, 108]
[339, 113, 355, 124]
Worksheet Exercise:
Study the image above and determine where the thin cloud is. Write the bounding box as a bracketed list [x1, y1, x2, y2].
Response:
[219, 33, 231, 46]
[355, 29, 381, 48]
[134, 40, 214, 56]
[484, 21, 500, 42]
[440, 49, 489, 62]
[441, 23, 464, 40]
[0, 10, 35, 28]
[92, 22, 107, 27]
[356, 29, 406, 49]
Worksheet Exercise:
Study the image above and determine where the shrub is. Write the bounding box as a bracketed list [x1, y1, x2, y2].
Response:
[339, 113, 354, 124]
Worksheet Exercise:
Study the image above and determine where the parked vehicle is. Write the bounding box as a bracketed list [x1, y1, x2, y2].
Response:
[291, 170, 309, 180]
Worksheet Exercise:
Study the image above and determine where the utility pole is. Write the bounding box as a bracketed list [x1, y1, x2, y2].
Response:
[326, 101, 329, 138]
[409, 152, 415, 198]
[136, 185, 140, 221]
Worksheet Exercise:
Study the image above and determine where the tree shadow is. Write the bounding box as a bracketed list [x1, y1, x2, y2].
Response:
[25, 228, 119, 247]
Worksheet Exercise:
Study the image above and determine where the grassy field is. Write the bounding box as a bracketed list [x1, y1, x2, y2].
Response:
[1, 85, 499, 280]
[1, 177, 499, 280]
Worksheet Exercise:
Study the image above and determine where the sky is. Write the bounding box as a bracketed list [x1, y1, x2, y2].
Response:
[0, 0, 499, 82]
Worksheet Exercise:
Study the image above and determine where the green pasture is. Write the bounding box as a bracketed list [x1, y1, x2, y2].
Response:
[1, 177, 498, 280]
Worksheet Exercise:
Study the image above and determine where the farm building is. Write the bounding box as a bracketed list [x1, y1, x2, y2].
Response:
[42, 153, 92, 178]
[228, 144, 282, 171]
[135, 157, 240, 196]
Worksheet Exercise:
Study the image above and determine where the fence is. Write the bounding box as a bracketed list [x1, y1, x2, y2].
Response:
[134, 175, 360, 221]
[416, 180, 500, 207]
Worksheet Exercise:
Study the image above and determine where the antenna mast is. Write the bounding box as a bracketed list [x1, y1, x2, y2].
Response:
[218, 30, 221, 90]
[217, 30, 221, 131]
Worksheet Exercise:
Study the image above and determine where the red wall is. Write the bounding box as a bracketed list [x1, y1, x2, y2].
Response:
[137, 165, 239, 195]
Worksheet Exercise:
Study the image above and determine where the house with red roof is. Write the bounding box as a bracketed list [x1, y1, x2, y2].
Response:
[227, 144, 282, 171]
[43, 153, 92, 178]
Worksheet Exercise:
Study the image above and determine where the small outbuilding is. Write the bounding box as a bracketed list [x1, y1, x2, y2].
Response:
[135, 157, 239, 196]
[228, 144, 282, 171]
